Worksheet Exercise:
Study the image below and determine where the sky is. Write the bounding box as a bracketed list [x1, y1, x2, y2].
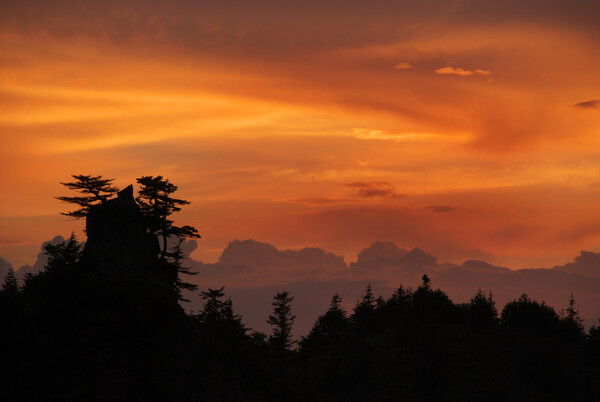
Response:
[1, 0, 600, 272]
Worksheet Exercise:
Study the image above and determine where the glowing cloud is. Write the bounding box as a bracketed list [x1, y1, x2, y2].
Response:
[474, 69, 492, 76]
[435, 67, 492, 77]
[394, 62, 414, 70]
[435, 67, 474, 76]
[352, 128, 465, 143]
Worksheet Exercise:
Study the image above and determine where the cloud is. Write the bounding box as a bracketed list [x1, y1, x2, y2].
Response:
[394, 62, 413, 70]
[356, 241, 407, 262]
[435, 67, 474, 76]
[0, 238, 20, 244]
[474, 69, 492, 76]
[427, 205, 456, 213]
[553, 250, 600, 277]
[217, 239, 346, 270]
[345, 181, 407, 199]
[435, 67, 492, 77]
[573, 100, 600, 109]
[351, 241, 437, 272]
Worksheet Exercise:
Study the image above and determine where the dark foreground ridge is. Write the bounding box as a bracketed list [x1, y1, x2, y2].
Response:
[1, 179, 600, 401]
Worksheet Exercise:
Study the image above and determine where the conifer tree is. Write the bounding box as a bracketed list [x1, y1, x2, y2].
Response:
[352, 284, 376, 330]
[136, 176, 200, 258]
[467, 289, 498, 331]
[561, 293, 584, 339]
[136, 175, 200, 299]
[198, 287, 239, 323]
[1, 267, 19, 293]
[306, 293, 347, 341]
[44, 233, 82, 272]
[56, 174, 118, 219]
[267, 291, 296, 352]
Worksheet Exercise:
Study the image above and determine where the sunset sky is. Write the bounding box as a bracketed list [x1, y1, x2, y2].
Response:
[1, 0, 600, 270]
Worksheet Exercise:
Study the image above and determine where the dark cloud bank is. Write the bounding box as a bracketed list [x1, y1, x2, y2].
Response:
[4, 237, 600, 337]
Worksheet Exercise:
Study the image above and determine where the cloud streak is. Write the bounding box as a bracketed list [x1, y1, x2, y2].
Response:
[345, 181, 407, 199]
[394, 62, 413, 70]
[573, 100, 600, 109]
[434, 67, 492, 77]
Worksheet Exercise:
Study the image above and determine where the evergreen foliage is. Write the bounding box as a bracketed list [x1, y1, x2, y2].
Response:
[2, 267, 19, 293]
[268, 291, 296, 352]
[56, 174, 118, 218]
[135, 175, 200, 299]
[43, 232, 82, 272]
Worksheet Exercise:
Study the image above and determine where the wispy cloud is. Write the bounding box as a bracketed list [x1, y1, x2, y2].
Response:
[573, 100, 600, 109]
[353, 128, 466, 143]
[345, 181, 407, 199]
[394, 62, 413, 70]
[474, 69, 492, 76]
[435, 67, 492, 77]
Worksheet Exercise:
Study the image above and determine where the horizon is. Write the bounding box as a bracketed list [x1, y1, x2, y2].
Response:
[4, 229, 600, 271]
[3, 230, 600, 336]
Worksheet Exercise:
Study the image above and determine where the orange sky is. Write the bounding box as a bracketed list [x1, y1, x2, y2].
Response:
[1, 0, 600, 269]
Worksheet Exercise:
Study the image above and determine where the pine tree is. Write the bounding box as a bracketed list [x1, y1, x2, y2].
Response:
[420, 274, 431, 291]
[135, 175, 200, 300]
[306, 293, 347, 341]
[198, 287, 238, 323]
[56, 174, 118, 219]
[352, 284, 376, 330]
[1, 267, 19, 293]
[561, 293, 584, 339]
[44, 233, 82, 272]
[169, 237, 198, 300]
[466, 289, 498, 331]
[267, 291, 296, 352]
[136, 176, 200, 258]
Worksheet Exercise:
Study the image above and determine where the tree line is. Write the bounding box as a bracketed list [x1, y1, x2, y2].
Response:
[0, 174, 598, 401]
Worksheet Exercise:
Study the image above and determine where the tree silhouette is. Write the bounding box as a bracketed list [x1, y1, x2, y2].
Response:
[136, 176, 200, 258]
[268, 291, 296, 352]
[501, 293, 560, 334]
[43, 233, 82, 272]
[56, 174, 118, 219]
[135, 175, 200, 299]
[198, 287, 241, 325]
[465, 289, 498, 332]
[306, 293, 348, 342]
[561, 293, 584, 340]
[1, 267, 19, 293]
[352, 283, 377, 332]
